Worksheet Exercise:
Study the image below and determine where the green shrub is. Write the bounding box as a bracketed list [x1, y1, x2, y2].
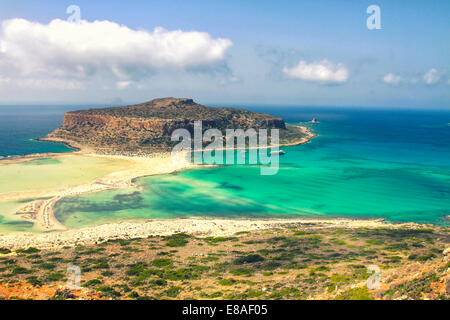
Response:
[204, 237, 238, 244]
[208, 292, 223, 298]
[126, 262, 148, 276]
[334, 287, 374, 300]
[247, 290, 265, 298]
[165, 268, 200, 281]
[330, 273, 351, 283]
[233, 254, 265, 265]
[92, 261, 110, 269]
[293, 230, 311, 235]
[11, 266, 32, 275]
[283, 263, 307, 270]
[0, 258, 16, 265]
[97, 285, 121, 298]
[16, 247, 40, 254]
[48, 257, 63, 262]
[230, 267, 254, 277]
[385, 256, 402, 263]
[78, 247, 106, 255]
[261, 261, 281, 270]
[40, 263, 57, 270]
[163, 286, 181, 298]
[273, 253, 295, 261]
[365, 239, 384, 245]
[26, 276, 43, 287]
[84, 279, 103, 287]
[164, 233, 190, 247]
[408, 253, 436, 262]
[384, 243, 409, 251]
[149, 279, 167, 287]
[315, 266, 330, 272]
[151, 258, 173, 268]
[218, 278, 238, 286]
[45, 272, 65, 282]
[0, 248, 11, 254]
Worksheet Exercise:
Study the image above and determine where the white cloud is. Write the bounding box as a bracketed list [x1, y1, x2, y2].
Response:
[116, 81, 133, 90]
[0, 18, 233, 89]
[383, 73, 402, 85]
[384, 70, 445, 86]
[423, 68, 440, 85]
[283, 59, 349, 84]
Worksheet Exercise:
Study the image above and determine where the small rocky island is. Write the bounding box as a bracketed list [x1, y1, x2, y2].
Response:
[46, 98, 310, 154]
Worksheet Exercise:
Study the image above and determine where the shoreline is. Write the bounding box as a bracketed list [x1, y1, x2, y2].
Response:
[0, 137, 84, 165]
[0, 125, 448, 251]
[0, 216, 438, 251]
[0, 124, 315, 233]
[40, 124, 317, 154]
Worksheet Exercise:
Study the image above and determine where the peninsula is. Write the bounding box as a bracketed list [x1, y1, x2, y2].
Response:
[43, 97, 308, 154]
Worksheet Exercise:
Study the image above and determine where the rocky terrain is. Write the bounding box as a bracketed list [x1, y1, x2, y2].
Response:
[0, 222, 448, 300]
[46, 98, 294, 154]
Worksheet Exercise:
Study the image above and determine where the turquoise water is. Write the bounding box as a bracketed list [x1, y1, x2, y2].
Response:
[54, 108, 450, 227]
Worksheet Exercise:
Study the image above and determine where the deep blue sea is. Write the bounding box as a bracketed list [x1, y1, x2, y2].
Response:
[0, 105, 80, 157]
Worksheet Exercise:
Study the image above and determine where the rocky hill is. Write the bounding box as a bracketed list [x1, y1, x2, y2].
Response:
[1, 222, 448, 300]
[46, 98, 293, 154]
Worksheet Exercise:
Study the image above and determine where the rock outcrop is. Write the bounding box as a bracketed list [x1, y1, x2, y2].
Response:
[47, 98, 287, 154]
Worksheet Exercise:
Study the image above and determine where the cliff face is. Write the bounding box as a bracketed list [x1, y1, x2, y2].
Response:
[47, 98, 286, 153]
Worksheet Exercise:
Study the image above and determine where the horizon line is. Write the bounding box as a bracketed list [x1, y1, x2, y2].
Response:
[0, 101, 449, 111]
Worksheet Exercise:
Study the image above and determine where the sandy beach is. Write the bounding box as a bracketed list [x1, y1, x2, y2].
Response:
[0, 216, 431, 251]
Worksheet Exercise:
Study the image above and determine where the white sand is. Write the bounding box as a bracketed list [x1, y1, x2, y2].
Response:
[0, 217, 428, 250]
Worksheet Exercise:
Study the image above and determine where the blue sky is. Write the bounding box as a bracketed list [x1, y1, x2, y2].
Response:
[0, 0, 449, 108]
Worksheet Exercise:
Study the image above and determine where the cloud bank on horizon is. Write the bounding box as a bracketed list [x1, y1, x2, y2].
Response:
[383, 73, 403, 86]
[383, 69, 443, 87]
[423, 69, 440, 86]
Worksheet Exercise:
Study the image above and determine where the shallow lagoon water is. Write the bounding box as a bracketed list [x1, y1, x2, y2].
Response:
[0, 155, 131, 195]
[54, 108, 450, 227]
[0, 200, 36, 233]
[0, 155, 132, 231]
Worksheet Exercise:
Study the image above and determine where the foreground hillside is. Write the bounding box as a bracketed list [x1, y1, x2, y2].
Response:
[1, 223, 448, 300]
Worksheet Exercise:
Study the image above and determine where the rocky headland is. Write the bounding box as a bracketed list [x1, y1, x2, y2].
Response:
[44, 98, 299, 154]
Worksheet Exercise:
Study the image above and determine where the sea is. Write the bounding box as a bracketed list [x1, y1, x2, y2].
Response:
[1, 105, 449, 228]
[0, 105, 79, 157]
